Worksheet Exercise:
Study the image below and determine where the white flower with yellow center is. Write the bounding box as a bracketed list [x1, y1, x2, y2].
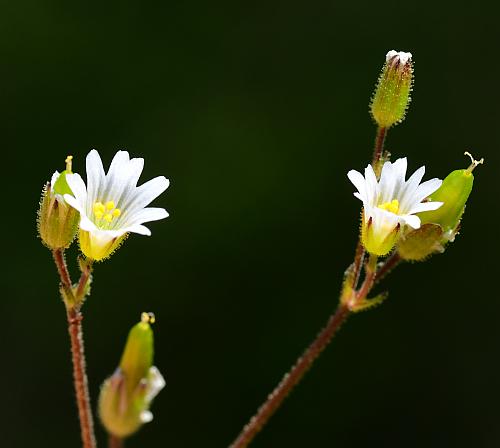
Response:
[64, 150, 169, 261]
[348, 158, 443, 256]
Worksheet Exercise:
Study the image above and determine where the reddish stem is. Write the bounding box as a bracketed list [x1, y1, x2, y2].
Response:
[108, 435, 124, 448]
[372, 126, 387, 167]
[67, 307, 97, 448]
[229, 304, 350, 448]
[52, 249, 97, 448]
[375, 252, 402, 285]
[351, 242, 365, 289]
[53, 248, 73, 292]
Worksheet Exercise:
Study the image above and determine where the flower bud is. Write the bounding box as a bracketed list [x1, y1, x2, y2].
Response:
[99, 313, 165, 439]
[419, 152, 483, 232]
[37, 156, 79, 249]
[370, 50, 413, 128]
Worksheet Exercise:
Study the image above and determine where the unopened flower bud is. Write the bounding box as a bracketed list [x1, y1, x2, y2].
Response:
[37, 156, 79, 249]
[419, 152, 483, 233]
[370, 50, 413, 128]
[99, 313, 165, 439]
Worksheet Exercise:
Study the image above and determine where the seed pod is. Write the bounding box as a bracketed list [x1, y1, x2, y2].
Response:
[419, 152, 483, 232]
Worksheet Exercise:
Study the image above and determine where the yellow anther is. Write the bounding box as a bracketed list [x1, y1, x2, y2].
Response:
[112, 208, 121, 217]
[141, 312, 156, 324]
[464, 151, 484, 174]
[106, 201, 115, 210]
[94, 210, 103, 219]
[65, 155, 73, 173]
[103, 213, 113, 222]
[378, 199, 400, 214]
[93, 202, 105, 214]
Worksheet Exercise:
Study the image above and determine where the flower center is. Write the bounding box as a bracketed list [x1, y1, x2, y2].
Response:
[93, 201, 122, 226]
[378, 199, 400, 214]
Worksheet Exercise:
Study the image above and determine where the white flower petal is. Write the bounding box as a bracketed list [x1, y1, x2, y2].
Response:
[102, 151, 132, 203]
[413, 178, 442, 203]
[64, 194, 84, 213]
[122, 176, 170, 217]
[347, 170, 367, 201]
[50, 171, 60, 188]
[401, 214, 421, 229]
[364, 164, 378, 205]
[65, 173, 88, 205]
[126, 207, 169, 226]
[399, 166, 426, 212]
[86, 150, 106, 210]
[122, 224, 152, 236]
[407, 201, 443, 214]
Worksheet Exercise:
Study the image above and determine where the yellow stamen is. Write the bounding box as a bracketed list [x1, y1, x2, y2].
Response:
[103, 213, 113, 222]
[112, 208, 121, 217]
[94, 202, 105, 212]
[65, 155, 73, 173]
[106, 201, 115, 210]
[378, 199, 400, 214]
[94, 210, 103, 219]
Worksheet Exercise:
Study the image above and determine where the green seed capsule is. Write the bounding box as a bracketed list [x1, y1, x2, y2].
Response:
[419, 152, 483, 231]
[99, 313, 165, 439]
[119, 312, 155, 394]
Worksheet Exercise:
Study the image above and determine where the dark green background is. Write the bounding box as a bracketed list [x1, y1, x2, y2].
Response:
[1, 0, 498, 447]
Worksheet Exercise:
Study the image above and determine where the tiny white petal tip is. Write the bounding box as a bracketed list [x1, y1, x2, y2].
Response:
[386, 50, 412, 65]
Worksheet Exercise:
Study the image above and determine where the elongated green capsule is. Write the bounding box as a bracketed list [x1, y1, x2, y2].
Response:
[370, 50, 413, 128]
[419, 152, 483, 232]
[119, 312, 155, 394]
[99, 313, 165, 439]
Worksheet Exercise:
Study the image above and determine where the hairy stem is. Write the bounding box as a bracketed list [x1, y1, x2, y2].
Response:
[372, 126, 387, 167]
[375, 252, 401, 285]
[229, 304, 351, 448]
[229, 254, 379, 448]
[53, 249, 97, 448]
[53, 248, 74, 300]
[67, 307, 97, 448]
[76, 259, 93, 301]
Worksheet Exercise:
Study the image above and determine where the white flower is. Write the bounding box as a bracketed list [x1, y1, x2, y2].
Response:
[348, 158, 443, 256]
[64, 150, 169, 260]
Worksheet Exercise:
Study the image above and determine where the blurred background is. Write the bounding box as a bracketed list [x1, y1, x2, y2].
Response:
[1, 0, 498, 446]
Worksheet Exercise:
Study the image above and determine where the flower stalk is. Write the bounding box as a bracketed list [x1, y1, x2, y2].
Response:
[108, 435, 124, 448]
[229, 254, 381, 448]
[53, 248, 97, 448]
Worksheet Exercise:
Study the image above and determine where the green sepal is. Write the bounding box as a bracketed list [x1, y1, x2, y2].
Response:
[350, 292, 388, 313]
[370, 52, 413, 128]
[397, 223, 444, 261]
[37, 182, 79, 250]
